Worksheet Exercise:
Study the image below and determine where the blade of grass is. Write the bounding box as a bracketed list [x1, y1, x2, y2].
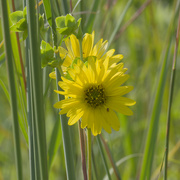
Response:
[164, 10, 180, 180]
[11, 0, 26, 92]
[0, 0, 23, 179]
[26, 0, 48, 179]
[116, 0, 152, 38]
[139, 33, 171, 180]
[108, 0, 132, 48]
[118, 114, 136, 179]
[103, 154, 142, 180]
[62, 0, 69, 15]
[80, 0, 86, 33]
[79, 122, 87, 180]
[84, 0, 101, 33]
[100, 135, 121, 180]
[88, 129, 92, 180]
[55, 68, 76, 180]
[48, 115, 62, 170]
[97, 135, 111, 180]
[0, 52, 5, 65]
[139, 2, 180, 178]
[0, 79, 10, 103]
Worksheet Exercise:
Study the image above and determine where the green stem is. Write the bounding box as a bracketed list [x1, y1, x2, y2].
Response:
[88, 129, 92, 180]
[62, 0, 69, 14]
[26, 0, 48, 179]
[79, 38, 84, 62]
[79, 123, 87, 180]
[164, 11, 180, 180]
[0, 1, 23, 179]
[97, 135, 111, 180]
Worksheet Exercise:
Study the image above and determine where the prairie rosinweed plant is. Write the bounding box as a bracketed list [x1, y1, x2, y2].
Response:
[52, 32, 136, 136]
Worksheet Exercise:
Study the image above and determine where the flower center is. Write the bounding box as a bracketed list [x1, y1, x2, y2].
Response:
[84, 85, 106, 108]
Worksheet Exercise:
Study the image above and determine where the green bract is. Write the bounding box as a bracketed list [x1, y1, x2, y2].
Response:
[56, 14, 81, 36]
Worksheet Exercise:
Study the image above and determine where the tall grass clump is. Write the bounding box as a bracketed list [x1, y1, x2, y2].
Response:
[0, 0, 180, 180]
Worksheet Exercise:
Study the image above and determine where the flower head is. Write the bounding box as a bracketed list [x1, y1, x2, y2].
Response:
[59, 31, 124, 68]
[54, 57, 136, 136]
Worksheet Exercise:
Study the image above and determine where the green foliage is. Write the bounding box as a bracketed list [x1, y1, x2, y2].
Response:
[40, 40, 56, 68]
[56, 14, 81, 36]
[10, 7, 48, 40]
[10, 7, 27, 39]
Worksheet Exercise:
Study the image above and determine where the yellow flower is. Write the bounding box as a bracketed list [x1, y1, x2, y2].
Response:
[49, 31, 124, 79]
[54, 57, 136, 136]
[59, 31, 124, 68]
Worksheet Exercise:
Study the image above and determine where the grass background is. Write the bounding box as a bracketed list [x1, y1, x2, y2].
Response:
[0, 0, 180, 179]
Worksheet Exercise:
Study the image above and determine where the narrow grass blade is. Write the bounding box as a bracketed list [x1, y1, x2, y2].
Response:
[84, 0, 101, 33]
[108, 0, 132, 48]
[164, 11, 180, 180]
[139, 2, 180, 179]
[118, 114, 136, 179]
[100, 135, 121, 180]
[48, 116, 62, 170]
[43, 0, 52, 26]
[117, 0, 152, 37]
[26, 0, 48, 179]
[80, 0, 86, 32]
[139, 35, 171, 180]
[0, 79, 10, 103]
[88, 128, 92, 180]
[0, 1, 23, 179]
[62, 0, 69, 15]
[0, 53, 5, 65]
[55, 68, 76, 180]
[97, 135, 112, 180]
[78, 122, 87, 180]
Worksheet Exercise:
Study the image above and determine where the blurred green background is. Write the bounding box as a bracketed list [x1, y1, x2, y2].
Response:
[0, 0, 180, 179]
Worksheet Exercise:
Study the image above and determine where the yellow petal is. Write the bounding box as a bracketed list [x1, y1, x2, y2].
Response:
[109, 54, 124, 66]
[106, 100, 133, 116]
[70, 34, 80, 57]
[82, 33, 93, 57]
[68, 108, 84, 125]
[49, 71, 56, 79]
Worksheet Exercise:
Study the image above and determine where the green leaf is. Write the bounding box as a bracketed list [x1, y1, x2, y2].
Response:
[23, 29, 28, 40]
[23, 6, 27, 18]
[56, 16, 66, 28]
[65, 14, 76, 27]
[40, 40, 56, 67]
[55, 14, 81, 36]
[10, 11, 23, 24]
[10, 18, 27, 32]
